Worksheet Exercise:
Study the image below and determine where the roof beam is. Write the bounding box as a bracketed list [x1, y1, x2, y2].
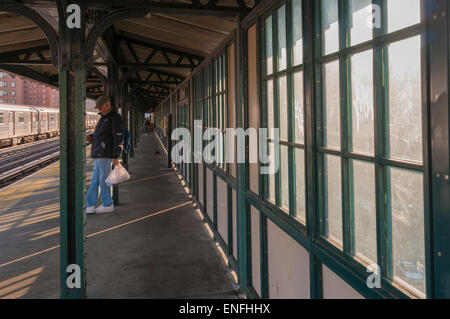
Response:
[117, 35, 204, 67]
[20, 1, 250, 16]
[98, 63, 195, 69]
[118, 67, 185, 87]
[0, 64, 57, 87]
[0, 45, 52, 66]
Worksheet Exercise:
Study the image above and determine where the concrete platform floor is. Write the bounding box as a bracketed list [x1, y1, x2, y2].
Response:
[0, 133, 238, 299]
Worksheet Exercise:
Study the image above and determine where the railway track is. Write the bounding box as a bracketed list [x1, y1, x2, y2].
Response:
[0, 141, 60, 186]
[0, 133, 93, 187]
[0, 139, 59, 172]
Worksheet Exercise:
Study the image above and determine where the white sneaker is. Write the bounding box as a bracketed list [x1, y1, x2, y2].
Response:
[95, 204, 114, 213]
[86, 206, 96, 214]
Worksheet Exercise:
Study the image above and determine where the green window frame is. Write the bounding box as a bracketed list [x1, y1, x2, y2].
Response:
[195, 52, 228, 171]
[316, 0, 427, 298]
[262, 0, 307, 225]
[213, 53, 227, 170]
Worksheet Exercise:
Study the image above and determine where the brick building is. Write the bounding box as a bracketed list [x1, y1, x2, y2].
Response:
[0, 70, 97, 111]
[0, 71, 23, 105]
[23, 80, 59, 107]
[0, 70, 59, 107]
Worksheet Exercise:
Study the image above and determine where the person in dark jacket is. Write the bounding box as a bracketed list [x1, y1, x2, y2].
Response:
[86, 95, 123, 214]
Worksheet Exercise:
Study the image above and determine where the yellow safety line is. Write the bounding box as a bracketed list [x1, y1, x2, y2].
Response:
[154, 131, 168, 155]
[120, 172, 175, 186]
[86, 201, 191, 238]
[0, 201, 192, 268]
[0, 245, 60, 268]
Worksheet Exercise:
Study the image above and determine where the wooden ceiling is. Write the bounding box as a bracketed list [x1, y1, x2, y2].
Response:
[0, 0, 256, 105]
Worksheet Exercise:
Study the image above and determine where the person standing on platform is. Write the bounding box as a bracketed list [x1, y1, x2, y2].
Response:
[144, 117, 151, 135]
[86, 95, 123, 214]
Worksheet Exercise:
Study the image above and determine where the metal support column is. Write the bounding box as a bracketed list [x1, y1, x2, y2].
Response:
[108, 62, 120, 205]
[121, 86, 129, 171]
[427, 0, 450, 299]
[129, 94, 135, 157]
[58, 0, 86, 299]
[235, 14, 250, 295]
[167, 113, 173, 168]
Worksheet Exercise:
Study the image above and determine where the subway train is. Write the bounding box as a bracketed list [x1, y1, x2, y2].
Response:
[0, 104, 99, 148]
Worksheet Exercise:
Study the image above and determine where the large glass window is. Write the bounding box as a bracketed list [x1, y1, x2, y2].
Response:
[318, 0, 426, 298]
[213, 53, 227, 169]
[321, 0, 339, 55]
[351, 50, 374, 155]
[325, 154, 343, 248]
[292, 0, 303, 66]
[387, 0, 421, 33]
[195, 53, 227, 171]
[349, 0, 373, 46]
[388, 36, 422, 163]
[390, 168, 425, 295]
[262, 1, 306, 225]
[323, 60, 340, 149]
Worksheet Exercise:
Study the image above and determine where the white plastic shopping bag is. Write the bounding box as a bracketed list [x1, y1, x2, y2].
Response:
[105, 164, 130, 186]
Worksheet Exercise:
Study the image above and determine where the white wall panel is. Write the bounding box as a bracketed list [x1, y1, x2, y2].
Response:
[217, 177, 228, 244]
[251, 206, 261, 296]
[267, 220, 310, 299]
[198, 163, 204, 206]
[232, 189, 237, 260]
[206, 168, 214, 221]
[322, 265, 364, 299]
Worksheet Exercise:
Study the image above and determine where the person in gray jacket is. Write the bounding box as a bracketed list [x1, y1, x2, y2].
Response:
[86, 95, 123, 214]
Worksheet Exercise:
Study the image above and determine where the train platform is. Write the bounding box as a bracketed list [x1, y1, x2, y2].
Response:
[0, 133, 239, 299]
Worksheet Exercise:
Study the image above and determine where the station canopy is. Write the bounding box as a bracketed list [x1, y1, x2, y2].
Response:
[0, 0, 256, 105]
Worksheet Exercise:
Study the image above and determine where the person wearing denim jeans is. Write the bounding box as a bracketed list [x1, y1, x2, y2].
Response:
[86, 158, 113, 209]
[86, 95, 123, 214]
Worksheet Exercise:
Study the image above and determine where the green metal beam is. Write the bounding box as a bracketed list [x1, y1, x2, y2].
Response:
[58, 0, 86, 299]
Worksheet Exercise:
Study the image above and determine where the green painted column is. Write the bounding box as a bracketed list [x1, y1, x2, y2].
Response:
[427, 0, 450, 298]
[235, 14, 250, 296]
[58, 0, 86, 299]
[108, 62, 120, 205]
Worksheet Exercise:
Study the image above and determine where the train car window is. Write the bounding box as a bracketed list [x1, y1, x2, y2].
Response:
[50, 113, 55, 122]
[0, 112, 4, 125]
[18, 112, 24, 123]
[32, 113, 37, 122]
